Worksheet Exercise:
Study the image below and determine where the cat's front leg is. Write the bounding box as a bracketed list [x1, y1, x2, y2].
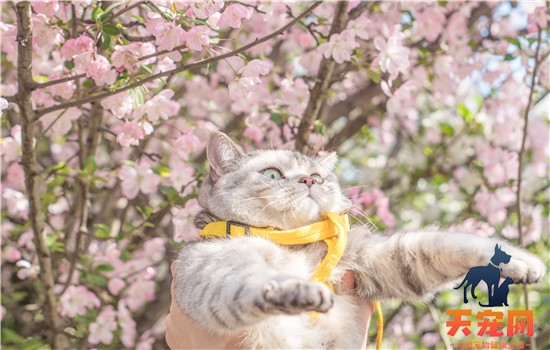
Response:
[174, 237, 333, 333]
[343, 230, 546, 302]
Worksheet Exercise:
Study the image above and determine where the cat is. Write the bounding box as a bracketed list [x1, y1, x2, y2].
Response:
[479, 277, 514, 307]
[454, 244, 511, 304]
[174, 132, 546, 349]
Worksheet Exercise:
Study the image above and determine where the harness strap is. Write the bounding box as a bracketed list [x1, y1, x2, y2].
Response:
[199, 213, 383, 349]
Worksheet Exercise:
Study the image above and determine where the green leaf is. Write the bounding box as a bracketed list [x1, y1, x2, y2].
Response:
[86, 274, 107, 287]
[503, 36, 521, 47]
[313, 120, 326, 136]
[95, 263, 114, 272]
[94, 223, 111, 239]
[99, 2, 122, 20]
[64, 60, 75, 70]
[1, 328, 24, 344]
[102, 24, 121, 36]
[91, 6, 103, 22]
[50, 241, 65, 253]
[101, 33, 112, 50]
[131, 14, 145, 22]
[366, 69, 381, 84]
[440, 123, 454, 136]
[456, 103, 473, 123]
[83, 156, 98, 176]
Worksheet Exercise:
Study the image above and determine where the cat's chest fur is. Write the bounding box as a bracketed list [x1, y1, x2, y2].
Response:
[242, 292, 363, 349]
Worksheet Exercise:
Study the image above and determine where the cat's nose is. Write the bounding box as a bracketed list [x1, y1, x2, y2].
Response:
[299, 177, 315, 187]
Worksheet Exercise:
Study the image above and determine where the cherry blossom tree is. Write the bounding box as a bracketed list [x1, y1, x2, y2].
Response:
[1, 1, 548, 349]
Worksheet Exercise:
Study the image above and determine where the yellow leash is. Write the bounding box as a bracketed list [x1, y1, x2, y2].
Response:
[200, 212, 384, 349]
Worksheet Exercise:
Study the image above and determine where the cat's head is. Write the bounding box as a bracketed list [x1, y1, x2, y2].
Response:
[196, 132, 352, 230]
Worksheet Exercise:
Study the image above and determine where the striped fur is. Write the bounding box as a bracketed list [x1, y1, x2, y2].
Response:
[174, 133, 545, 349]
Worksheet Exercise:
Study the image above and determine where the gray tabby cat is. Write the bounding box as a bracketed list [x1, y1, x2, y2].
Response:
[174, 132, 545, 349]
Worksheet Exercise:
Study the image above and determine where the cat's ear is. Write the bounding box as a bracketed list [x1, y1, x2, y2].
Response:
[207, 132, 245, 180]
[316, 152, 338, 172]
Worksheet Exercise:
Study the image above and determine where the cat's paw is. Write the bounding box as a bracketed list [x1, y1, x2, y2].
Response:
[259, 277, 334, 315]
[501, 250, 546, 284]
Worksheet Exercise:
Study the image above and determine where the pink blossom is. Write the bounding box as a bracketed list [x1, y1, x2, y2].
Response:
[116, 121, 148, 147]
[87, 55, 116, 86]
[450, 218, 495, 237]
[169, 158, 196, 191]
[0, 97, 9, 117]
[474, 186, 515, 225]
[386, 81, 418, 116]
[118, 301, 137, 347]
[146, 18, 186, 52]
[375, 196, 396, 227]
[47, 197, 69, 217]
[218, 4, 251, 29]
[124, 279, 156, 311]
[33, 0, 60, 19]
[1, 126, 22, 163]
[58, 285, 100, 317]
[41, 107, 81, 135]
[44, 77, 75, 99]
[373, 26, 411, 80]
[217, 56, 246, 81]
[73, 50, 116, 86]
[3, 188, 28, 219]
[111, 43, 142, 72]
[414, 7, 446, 42]
[348, 18, 371, 40]
[60, 35, 93, 60]
[3, 246, 22, 262]
[185, 26, 211, 51]
[142, 238, 166, 263]
[6, 162, 25, 190]
[15, 260, 40, 280]
[243, 126, 264, 145]
[281, 78, 309, 116]
[528, 6, 550, 30]
[228, 76, 261, 100]
[118, 162, 161, 200]
[32, 14, 62, 48]
[172, 199, 202, 242]
[134, 89, 180, 123]
[101, 91, 134, 118]
[136, 331, 155, 350]
[190, 0, 224, 19]
[238, 59, 272, 77]
[477, 145, 518, 186]
[174, 132, 201, 160]
[88, 306, 118, 345]
[318, 29, 357, 64]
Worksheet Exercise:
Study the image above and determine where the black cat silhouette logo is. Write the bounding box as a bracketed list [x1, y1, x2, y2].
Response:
[454, 245, 513, 307]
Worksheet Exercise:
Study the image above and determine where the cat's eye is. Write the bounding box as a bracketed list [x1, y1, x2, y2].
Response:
[311, 174, 324, 184]
[261, 168, 283, 180]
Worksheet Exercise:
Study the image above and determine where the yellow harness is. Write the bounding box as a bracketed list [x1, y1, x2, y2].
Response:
[200, 212, 383, 350]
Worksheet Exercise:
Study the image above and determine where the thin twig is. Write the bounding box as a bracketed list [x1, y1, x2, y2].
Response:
[428, 303, 453, 350]
[515, 28, 543, 350]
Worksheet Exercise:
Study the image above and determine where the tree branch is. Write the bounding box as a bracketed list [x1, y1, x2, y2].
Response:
[14, 2, 68, 348]
[33, 1, 323, 119]
[295, 2, 350, 154]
